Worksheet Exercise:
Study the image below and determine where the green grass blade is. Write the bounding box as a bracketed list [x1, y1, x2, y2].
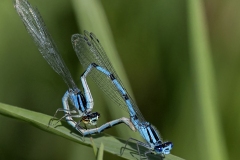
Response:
[188, 0, 228, 160]
[97, 143, 104, 160]
[70, 0, 132, 94]
[0, 102, 182, 160]
[90, 137, 98, 156]
[71, 0, 139, 139]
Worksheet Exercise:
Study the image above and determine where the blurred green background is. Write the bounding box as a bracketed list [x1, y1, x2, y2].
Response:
[0, 0, 239, 159]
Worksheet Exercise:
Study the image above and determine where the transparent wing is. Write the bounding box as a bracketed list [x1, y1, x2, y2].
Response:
[14, 0, 77, 90]
[71, 31, 145, 123]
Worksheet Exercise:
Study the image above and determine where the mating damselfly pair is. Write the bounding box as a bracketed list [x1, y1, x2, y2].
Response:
[14, 0, 173, 159]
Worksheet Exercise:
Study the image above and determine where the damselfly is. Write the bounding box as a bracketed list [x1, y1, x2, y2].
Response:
[14, 0, 135, 135]
[72, 31, 173, 159]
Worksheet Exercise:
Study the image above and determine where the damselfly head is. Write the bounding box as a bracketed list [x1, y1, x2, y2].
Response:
[154, 141, 173, 155]
[89, 112, 100, 125]
[82, 112, 100, 125]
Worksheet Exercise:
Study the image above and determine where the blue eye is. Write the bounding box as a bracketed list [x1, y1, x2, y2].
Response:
[154, 145, 163, 153]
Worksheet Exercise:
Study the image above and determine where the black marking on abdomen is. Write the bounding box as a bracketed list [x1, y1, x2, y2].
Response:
[123, 94, 129, 100]
[134, 115, 138, 120]
[110, 74, 115, 80]
[92, 63, 98, 67]
[112, 121, 122, 126]
[100, 126, 111, 132]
